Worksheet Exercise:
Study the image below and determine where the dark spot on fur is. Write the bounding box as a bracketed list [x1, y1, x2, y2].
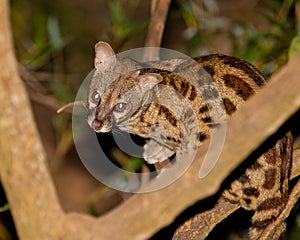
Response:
[263, 168, 277, 189]
[222, 190, 238, 204]
[228, 190, 238, 197]
[199, 105, 209, 114]
[220, 55, 266, 87]
[200, 116, 219, 128]
[252, 216, 277, 229]
[243, 187, 259, 197]
[257, 197, 282, 212]
[196, 54, 266, 87]
[198, 67, 208, 75]
[167, 77, 180, 93]
[180, 81, 190, 97]
[197, 132, 207, 141]
[264, 148, 277, 165]
[249, 161, 262, 170]
[188, 85, 197, 101]
[238, 174, 249, 184]
[203, 65, 215, 77]
[223, 74, 254, 100]
[201, 117, 212, 123]
[158, 105, 178, 127]
[222, 98, 236, 115]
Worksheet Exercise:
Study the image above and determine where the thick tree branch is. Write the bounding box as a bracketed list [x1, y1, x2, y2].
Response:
[0, 1, 65, 239]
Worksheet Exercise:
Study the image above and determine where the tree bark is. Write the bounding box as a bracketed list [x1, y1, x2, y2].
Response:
[0, 0, 300, 239]
[142, 0, 172, 61]
[0, 0, 65, 238]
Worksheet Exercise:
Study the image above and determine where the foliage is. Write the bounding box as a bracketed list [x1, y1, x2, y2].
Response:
[108, 0, 146, 49]
[0, 203, 9, 213]
[176, 0, 297, 77]
[18, 15, 66, 70]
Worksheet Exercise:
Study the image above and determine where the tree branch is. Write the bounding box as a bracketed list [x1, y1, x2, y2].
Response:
[173, 198, 240, 240]
[1, 0, 300, 239]
[0, 1, 65, 238]
[142, 0, 172, 61]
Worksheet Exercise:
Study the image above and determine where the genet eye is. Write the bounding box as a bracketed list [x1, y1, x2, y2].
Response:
[114, 102, 127, 112]
[91, 91, 100, 103]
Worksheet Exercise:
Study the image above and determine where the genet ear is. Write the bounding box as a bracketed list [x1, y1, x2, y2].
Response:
[137, 73, 163, 91]
[94, 41, 117, 70]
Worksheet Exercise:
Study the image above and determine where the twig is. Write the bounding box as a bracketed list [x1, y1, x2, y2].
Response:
[172, 198, 240, 240]
[0, 203, 10, 212]
[142, 0, 172, 61]
[18, 64, 48, 94]
[278, 0, 294, 22]
[30, 92, 63, 111]
[18, 63, 71, 112]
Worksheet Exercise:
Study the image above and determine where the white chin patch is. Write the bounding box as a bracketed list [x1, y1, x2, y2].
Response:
[90, 124, 111, 133]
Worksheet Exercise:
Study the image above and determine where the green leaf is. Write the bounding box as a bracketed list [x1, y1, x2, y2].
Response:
[0, 203, 10, 212]
[123, 157, 143, 172]
[289, 35, 300, 59]
[33, 14, 48, 49]
[47, 16, 63, 49]
[87, 203, 99, 217]
[176, 0, 198, 28]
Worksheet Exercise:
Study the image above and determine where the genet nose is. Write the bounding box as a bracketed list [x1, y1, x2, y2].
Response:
[92, 119, 103, 131]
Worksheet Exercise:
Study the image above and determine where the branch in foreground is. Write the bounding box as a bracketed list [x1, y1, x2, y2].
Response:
[172, 198, 240, 240]
[0, 1, 65, 239]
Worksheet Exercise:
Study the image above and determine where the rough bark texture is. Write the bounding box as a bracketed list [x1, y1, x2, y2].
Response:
[0, 1, 300, 239]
